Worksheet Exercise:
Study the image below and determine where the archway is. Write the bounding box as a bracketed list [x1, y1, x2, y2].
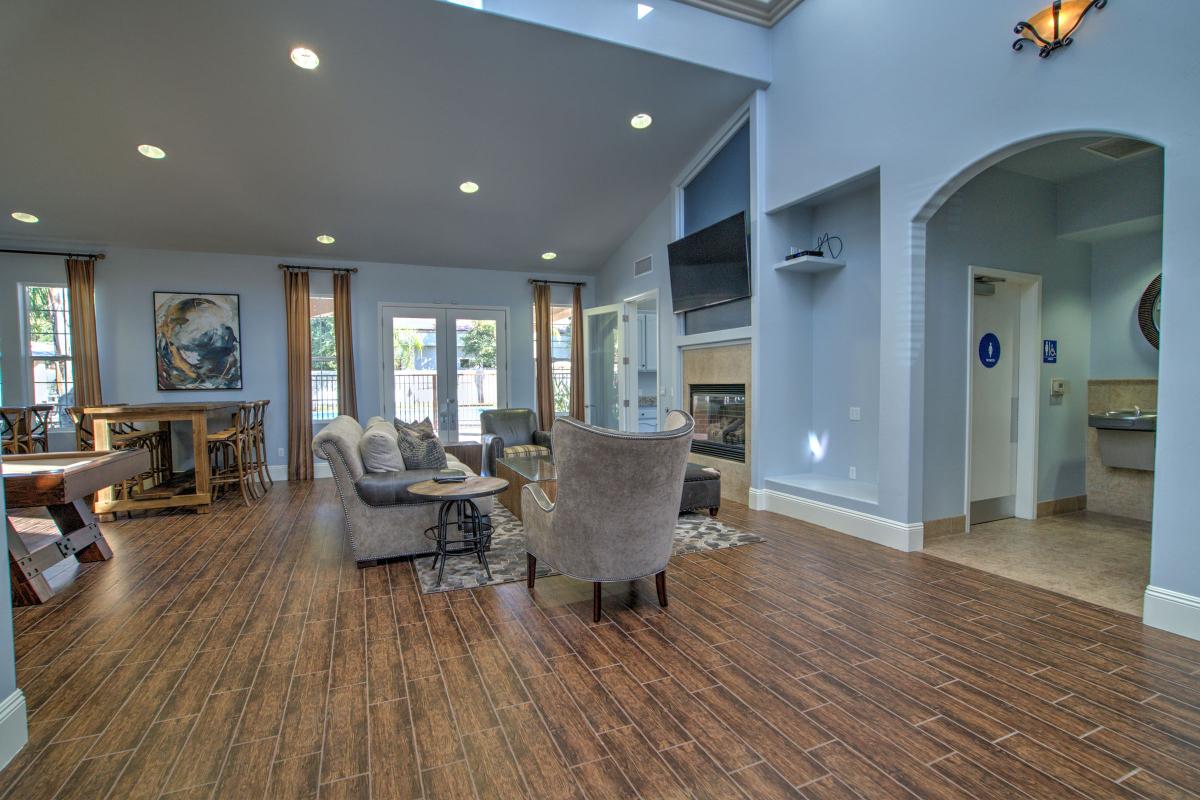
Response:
[913, 131, 1164, 616]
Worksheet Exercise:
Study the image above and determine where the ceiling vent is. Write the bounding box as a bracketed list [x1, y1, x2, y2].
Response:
[1083, 137, 1157, 161]
[634, 255, 653, 276]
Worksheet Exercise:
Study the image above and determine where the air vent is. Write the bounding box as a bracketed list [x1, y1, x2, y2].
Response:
[1083, 137, 1157, 161]
[634, 255, 652, 276]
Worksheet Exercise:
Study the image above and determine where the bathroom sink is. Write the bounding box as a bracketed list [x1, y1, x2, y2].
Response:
[1088, 408, 1157, 431]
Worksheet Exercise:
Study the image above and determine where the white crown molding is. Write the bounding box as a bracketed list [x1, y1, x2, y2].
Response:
[749, 488, 924, 552]
[0, 690, 28, 771]
[1144, 586, 1200, 641]
[673, 0, 805, 27]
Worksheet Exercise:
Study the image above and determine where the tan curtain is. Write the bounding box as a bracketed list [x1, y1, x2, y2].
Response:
[284, 269, 313, 480]
[65, 257, 103, 406]
[570, 284, 585, 420]
[533, 282, 555, 430]
[332, 271, 358, 419]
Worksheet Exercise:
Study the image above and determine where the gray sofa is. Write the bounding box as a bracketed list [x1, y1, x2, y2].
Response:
[480, 408, 552, 476]
[313, 415, 493, 566]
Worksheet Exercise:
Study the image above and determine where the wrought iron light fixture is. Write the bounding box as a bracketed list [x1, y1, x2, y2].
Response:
[1014, 0, 1107, 58]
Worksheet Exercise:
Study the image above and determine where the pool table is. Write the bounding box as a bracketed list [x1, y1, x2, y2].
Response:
[3, 449, 150, 605]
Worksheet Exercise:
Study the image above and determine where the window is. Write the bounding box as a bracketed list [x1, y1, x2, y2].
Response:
[533, 304, 573, 416]
[24, 285, 73, 428]
[310, 296, 338, 420]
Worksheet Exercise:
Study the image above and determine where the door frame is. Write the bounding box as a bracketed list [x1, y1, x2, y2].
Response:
[963, 266, 1042, 530]
[377, 302, 510, 439]
[623, 289, 660, 431]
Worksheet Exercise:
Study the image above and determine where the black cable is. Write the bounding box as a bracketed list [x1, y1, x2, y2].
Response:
[815, 232, 844, 260]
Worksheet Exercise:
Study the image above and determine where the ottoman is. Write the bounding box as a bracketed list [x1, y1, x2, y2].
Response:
[680, 463, 721, 516]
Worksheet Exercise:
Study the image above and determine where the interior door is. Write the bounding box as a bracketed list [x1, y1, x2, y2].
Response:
[970, 282, 1020, 524]
[383, 306, 507, 441]
[582, 304, 625, 430]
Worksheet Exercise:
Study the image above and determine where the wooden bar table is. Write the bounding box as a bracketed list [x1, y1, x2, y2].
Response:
[84, 402, 240, 515]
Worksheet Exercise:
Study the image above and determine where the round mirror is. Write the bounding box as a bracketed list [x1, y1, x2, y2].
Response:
[1138, 274, 1161, 350]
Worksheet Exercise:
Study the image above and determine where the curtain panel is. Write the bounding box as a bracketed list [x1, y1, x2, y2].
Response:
[64, 256, 103, 407]
[284, 269, 313, 480]
[533, 282, 555, 431]
[570, 285, 585, 420]
[332, 271, 358, 419]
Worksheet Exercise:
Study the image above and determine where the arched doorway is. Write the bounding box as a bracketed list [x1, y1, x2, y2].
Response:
[915, 132, 1164, 616]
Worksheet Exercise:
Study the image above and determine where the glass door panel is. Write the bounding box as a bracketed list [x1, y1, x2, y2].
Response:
[452, 311, 507, 441]
[583, 305, 624, 430]
[383, 306, 508, 442]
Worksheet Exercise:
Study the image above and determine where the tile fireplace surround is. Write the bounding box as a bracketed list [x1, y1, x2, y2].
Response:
[682, 343, 751, 503]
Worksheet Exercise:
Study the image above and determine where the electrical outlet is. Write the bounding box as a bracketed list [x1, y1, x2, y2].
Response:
[849, 466, 857, 480]
[849, 406, 861, 421]
[277, 448, 285, 458]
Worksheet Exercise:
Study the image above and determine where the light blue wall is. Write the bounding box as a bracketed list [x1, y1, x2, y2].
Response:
[923, 169, 1092, 522]
[683, 123, 750, 236]
[808, 184, 881, 485]
[1059, 153, 1164, 239]
[1090, 232, 1161, 380]
[0, 245, 594, 465]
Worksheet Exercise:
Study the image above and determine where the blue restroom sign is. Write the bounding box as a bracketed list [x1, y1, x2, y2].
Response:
[1043, 339, 1058, 363]
[978, 332, 1001, 368]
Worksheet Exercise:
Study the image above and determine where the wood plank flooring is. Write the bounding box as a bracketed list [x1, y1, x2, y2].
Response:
[3, 478, 1200, 799]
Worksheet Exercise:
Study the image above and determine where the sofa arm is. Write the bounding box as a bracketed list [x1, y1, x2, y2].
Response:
[532, 430, 552, 451]
[480, 433, 505, 476]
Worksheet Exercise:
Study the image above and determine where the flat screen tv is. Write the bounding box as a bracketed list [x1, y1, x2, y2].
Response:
[667, 211, 750, 314]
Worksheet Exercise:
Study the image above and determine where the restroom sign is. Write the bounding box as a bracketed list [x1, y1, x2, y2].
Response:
[1043, 339, 1058, 363]
[978, 332, 1001, 368]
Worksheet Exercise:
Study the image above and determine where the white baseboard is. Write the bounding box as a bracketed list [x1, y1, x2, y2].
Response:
[1143, 585, 1200, 641]
[267, 462, 332, 482]
[748, 488, 924, 552]
[0, 690, 27, 771]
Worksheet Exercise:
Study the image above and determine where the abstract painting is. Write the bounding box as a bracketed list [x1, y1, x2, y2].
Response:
[153, 292, 243, 390]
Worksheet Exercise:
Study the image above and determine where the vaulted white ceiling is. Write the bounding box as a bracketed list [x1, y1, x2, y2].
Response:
[0, 0, 760, 272]
[674, 0, 804, 27]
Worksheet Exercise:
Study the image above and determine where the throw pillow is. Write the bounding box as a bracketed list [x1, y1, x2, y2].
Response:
[359, 423, 405, 473]
[396, 427, 448, 470]
[394, 417, 437, 440]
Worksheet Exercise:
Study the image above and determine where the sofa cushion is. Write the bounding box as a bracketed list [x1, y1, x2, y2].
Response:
[503, 443, 551, 460]
[354, 469, 447, 505]
[359, 421, 405, 473]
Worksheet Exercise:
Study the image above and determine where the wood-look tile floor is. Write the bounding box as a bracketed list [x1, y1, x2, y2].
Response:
[4, 478, 1200, 799]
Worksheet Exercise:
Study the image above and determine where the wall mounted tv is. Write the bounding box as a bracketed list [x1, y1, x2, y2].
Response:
[667, 211, 750, 314]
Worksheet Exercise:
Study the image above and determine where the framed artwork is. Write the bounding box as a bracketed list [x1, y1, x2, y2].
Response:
[153, 291, 243, 390]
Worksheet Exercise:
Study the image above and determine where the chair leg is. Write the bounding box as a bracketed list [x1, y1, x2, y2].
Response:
[593, 582, 602, 623]
[655, 570, 668, 609]
[526, 553, 536, 589]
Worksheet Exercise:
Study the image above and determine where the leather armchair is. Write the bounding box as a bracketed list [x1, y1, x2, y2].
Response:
[479, 408, 552, 476]
[523, 410, 694, 621]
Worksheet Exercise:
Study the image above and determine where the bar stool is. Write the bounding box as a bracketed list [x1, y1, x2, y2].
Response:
[69, 407, 158, 502]
[0, 407, 30, 454]
[27, 405, 54, 452]
[251, 400, 272, 495]
[208, 403, 256, 506]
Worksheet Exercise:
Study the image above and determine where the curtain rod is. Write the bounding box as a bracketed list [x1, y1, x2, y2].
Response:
[0, 247, 106, 260]
[529, 278, 586, 287]
[278, 263, 358, 273]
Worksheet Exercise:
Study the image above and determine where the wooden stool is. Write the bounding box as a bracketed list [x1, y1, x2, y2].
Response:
[208, 404, 256, 506]
[0, 407, 32, 454]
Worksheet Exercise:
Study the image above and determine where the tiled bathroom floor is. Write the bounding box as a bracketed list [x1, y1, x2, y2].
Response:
[922, 511, 1151, 614]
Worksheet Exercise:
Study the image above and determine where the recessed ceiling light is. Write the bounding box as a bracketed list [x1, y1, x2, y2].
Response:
[137, 143, 166, 159]
[316, 234, 335, 244]
[630, 113, 653, 130]
[637, 4, 654, 19]
[459, 180, 480, 194]
[290, 47, 319, 70]
[11, 211, 39, 224]
[541, 252, 557, 261]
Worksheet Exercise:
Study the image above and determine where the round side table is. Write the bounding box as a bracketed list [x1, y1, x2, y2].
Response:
[408, 476, 508, 586]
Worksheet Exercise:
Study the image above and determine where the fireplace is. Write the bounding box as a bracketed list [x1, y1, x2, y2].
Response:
[689, 383, 746, 462]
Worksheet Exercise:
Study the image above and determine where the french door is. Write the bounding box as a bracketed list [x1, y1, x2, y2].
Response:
[381, 305, 507, 441]
[582, 304, 626, 430]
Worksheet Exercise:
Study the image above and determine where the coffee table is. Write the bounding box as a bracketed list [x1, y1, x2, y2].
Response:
[494, 455, 556, 522]
[408, 476, 507, 586]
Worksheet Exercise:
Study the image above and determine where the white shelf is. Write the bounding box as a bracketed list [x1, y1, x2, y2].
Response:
[773, 255, 846, 274]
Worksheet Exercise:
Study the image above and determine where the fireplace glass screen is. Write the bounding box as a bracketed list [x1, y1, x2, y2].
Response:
[689, 384, 746, 462]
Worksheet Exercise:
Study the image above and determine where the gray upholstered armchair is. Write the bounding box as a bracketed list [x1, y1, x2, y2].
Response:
[523, 410, 694, 621]
[480, 408, 552, 476]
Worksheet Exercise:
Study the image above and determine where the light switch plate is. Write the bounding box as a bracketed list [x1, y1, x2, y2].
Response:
[849, 466, 857, 480]
[849, 406, 862, 421]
